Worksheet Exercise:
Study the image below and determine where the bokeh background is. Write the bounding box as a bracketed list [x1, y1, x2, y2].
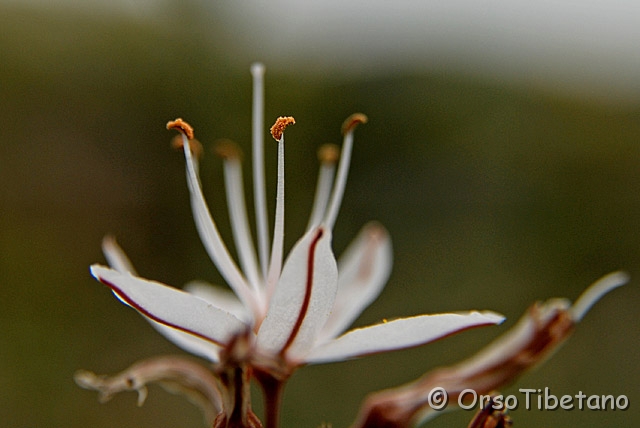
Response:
[1, 1, 639, 427]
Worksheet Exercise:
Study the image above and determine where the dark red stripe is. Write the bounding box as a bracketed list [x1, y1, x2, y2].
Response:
[280, 228, 324, 355]
[99, 276, 225, 346]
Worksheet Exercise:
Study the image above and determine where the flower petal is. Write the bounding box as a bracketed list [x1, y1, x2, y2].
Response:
[305, 311, 505, 364]
[91, 265, 248, 346]
[99, 240, 221, 359]
[151, 324, 222, 362]
[102, 235, 136, 275]
[184, 280, 251, 324]
[256, 227, 338, 360]
[100, 235, 138, 307]
[318, 222, 392, 342]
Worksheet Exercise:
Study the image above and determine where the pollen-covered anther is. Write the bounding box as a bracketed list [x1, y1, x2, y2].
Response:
[365, 221, 386, 241]
[270, 116, 296, 141]
[170, 135, 203, 159]
[166, 118, 195, 140]
[317, 143, 340, 164]
[213, 139, 243, 161]
[341, 113, 368, 135]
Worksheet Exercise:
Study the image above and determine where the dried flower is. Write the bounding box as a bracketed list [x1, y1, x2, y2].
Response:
[352, 271, 628, 428]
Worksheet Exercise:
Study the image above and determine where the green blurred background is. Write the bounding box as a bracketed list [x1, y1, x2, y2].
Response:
[1, 2, 638, 427]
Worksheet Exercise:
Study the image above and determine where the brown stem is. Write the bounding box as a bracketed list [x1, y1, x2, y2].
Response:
[216, 364, 262, 428]
[254, 370, 286, 428]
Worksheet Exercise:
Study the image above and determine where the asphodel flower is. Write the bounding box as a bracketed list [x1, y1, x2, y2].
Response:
[78, 64, 504, 426]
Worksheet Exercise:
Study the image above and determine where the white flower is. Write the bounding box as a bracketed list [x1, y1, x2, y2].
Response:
[90, 63, 504, 373]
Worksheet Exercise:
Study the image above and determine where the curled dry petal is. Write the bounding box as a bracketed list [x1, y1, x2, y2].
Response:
[351, 301, 574, 428]
[74, 355, 222, 426]
[351, 272, 628, 428]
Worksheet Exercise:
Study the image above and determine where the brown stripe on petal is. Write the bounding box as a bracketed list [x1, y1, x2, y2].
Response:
[280, 228, 325, 355]
[97, 276, 226, 347]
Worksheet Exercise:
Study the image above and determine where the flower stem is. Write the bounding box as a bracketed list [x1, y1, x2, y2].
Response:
[255, 371, 285, 428]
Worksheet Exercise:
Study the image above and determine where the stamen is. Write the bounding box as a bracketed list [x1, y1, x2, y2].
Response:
[266, 117, 294, 296]
[213, 139, 243, 160]
[171, 135, 204, 160]
[251, 63, 270, 283]
[306, 144, 339, 230]
[167, 118, 194, 140]
[168, 120, 257, 316]
[323, 113, 368, 230]
[318, 143, 340, 163]
[270, 116, 296, 141]
[169, 121, 202, 175]
[213, 140, 263, 297]
[341, 112, 368, 136]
